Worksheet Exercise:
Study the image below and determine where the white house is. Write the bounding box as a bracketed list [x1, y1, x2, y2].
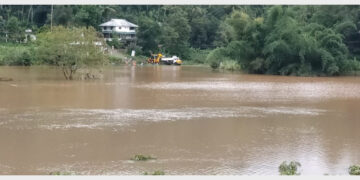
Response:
[99, 19, 138, 42]
[24, 29, 36, 43]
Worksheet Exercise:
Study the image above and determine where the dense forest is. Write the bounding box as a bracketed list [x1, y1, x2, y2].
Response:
[1, 5, 360, 76]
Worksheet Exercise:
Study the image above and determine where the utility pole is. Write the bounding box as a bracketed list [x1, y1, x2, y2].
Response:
[51, 5, 53, 31]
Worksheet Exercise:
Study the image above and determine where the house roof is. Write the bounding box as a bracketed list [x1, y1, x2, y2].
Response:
[99, 19, 138, 28]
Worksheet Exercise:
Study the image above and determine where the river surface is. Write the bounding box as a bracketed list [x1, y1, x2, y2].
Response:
[0, 65, 359, 175]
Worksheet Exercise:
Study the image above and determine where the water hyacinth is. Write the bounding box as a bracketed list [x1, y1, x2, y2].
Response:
[143, 170, 165, 175]
[131, 154, 156, 161]
[349, 165, 360, 175]
[278, 161, 301, 175]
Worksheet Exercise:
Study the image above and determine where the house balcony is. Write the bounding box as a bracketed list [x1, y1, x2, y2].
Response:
[103, 32, 137, 42]
[102, 30, 114, 34]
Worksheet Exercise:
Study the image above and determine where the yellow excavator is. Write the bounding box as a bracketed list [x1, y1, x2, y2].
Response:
[147, 53, 182, 65]
[147, 53, 163, 64]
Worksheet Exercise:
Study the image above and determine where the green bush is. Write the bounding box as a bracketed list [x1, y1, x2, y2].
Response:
[127, 43, 143, 56]
[106, 38, 124, 49]
[133, 55, 148, 63]
[19, 51, 32, 66]
[248, 58, 265, 73]
[220, 60, 241, 71]
[206, 47, 228, 69]
[186, 48, 211, 64]
[279, 161, 301, 175]
[108, 55, 123, 65]
[342, 58, 360, 74]
[349, 165, 360, 175]
[0, 44, 34, 66]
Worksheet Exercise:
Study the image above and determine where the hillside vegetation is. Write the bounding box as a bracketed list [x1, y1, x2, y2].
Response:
[1, 5, 360, 75]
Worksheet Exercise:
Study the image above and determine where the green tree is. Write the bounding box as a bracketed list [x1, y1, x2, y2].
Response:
[0, 16, 6, 41]
[225, 11, 263, 64]
[262, 6, 310, 75]
[161, 7, 191, 59]
[53, 5, 74, 26]
[211, 10, 264, 71]
[33, 5, 51, 27]
[136, 16, 161, 55]
[186, 6, 219, 49]
[6, 16, 24, 42]
[74, 6, 103, 29]
[213, 21, 235, 47]
[206, 47, 228, 69]
[36, 26, 108, 80]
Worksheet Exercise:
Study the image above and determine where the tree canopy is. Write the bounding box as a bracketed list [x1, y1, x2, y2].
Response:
[36, 26, 108, 80]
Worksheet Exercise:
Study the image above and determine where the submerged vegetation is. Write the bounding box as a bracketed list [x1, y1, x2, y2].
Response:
[278, 161, 301, 175]
[131, 154, 156, 161]
[1, 5, 360, 76]
[143, 170, 165, 175]
[49, 171, 72, 175]
[44, 162, 360, 175]
[220, 60, 241, 71]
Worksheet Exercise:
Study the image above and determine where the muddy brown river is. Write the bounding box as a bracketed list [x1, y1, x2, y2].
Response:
[0, 65, 359, 175]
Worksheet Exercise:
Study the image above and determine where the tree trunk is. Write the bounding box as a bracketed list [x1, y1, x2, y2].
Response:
[21, 6, 24, 22]
[27, 5, 32, 24]
[62, 66, 70, 80]
[62, 67, 69, 80]
[69, 69, 74, 80]
[61, 65, 77, 80]
[51, 5, 53, 31]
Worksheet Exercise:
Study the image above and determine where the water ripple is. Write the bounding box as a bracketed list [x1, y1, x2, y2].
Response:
[135, 81, 360, 99]
[0, 106, 325, 130]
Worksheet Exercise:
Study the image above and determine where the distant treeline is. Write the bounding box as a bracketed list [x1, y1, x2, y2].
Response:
[1, 5, 360, 75]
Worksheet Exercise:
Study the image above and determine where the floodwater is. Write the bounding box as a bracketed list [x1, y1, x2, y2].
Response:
[0, 65, 359, 175]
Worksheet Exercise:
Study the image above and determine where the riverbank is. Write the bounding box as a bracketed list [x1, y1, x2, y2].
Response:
[2, 43, 360, 77]
[0, 43, 210, 66]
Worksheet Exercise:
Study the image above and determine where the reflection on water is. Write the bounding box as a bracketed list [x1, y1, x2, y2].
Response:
[0, 66, 360, 175]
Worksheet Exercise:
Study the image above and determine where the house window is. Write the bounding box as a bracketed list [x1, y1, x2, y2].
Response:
[130, 27, 135, 30]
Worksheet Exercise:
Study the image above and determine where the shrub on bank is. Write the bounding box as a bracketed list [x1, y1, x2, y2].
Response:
[220, 60, 241, 71]
[185, 48, 211, 64]
[106, 38, 124, 49]
[108, 55, 124, 65]
[0, 44, 35, 66]
[206, 47, 228, 69]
